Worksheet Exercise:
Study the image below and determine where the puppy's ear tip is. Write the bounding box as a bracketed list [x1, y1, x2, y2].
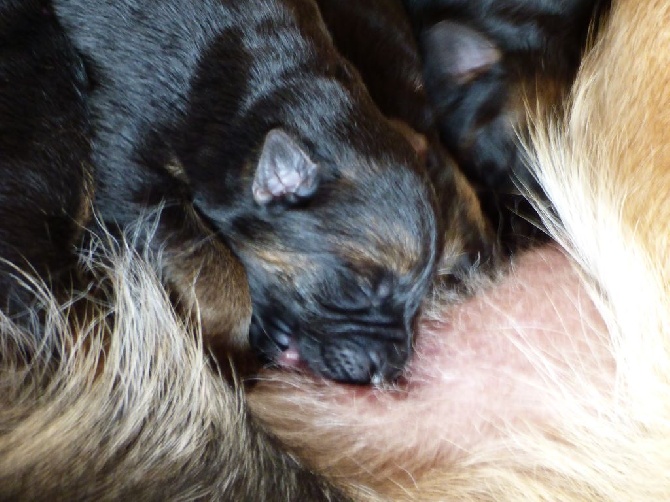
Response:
[252, 128, 319, 206]
[422, 21, 501, 84]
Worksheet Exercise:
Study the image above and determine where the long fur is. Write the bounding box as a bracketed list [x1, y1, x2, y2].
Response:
[2, 0, 669, 499]
[0, 233, 346, 500]
[248, 0, 670, 499]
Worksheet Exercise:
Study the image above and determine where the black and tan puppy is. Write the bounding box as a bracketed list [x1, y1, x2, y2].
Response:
[403, 0, 609, 251]
[51, 0, 491, 384]
[0, 0, 91, 336]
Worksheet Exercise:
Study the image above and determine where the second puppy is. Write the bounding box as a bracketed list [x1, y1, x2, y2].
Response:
[404, 0, 609, 251]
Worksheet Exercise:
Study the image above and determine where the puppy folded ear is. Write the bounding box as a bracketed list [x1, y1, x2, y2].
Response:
[252, 128, 319, 205]
[422, 21, 501, 85]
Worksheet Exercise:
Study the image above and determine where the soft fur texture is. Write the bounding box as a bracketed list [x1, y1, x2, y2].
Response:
[0, 234, 349, 501]
[250, 0, 670, 498]
[404, 0, 609, 251]
[0, 0, 91, 331]
[1, 0, 669, 500]
[50, 0, 492, 385]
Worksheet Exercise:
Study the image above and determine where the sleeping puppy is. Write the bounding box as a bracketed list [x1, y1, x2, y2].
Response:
[0, 0, 91, 337]
[0, 4, 351, 498]
[7, 0, 670, 500]
[51, 0, 493, 384]
[403, 0, 609, 251]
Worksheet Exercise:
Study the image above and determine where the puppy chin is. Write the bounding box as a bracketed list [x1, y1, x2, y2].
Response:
[275, 340, 304, 368]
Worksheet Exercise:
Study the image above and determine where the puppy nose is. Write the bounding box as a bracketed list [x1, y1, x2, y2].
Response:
[320, 337, 409, 384]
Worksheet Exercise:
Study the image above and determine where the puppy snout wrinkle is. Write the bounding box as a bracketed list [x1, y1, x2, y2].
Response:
[320, 337, 408, 384]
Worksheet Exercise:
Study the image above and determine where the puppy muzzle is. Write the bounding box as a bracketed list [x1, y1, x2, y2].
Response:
[250, 316, 411, 384]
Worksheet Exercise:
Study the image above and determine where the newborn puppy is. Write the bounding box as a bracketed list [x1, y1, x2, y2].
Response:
[403, 0, 608, 251]
[0, 0, 91, 335]
[51, 0, 490, 384]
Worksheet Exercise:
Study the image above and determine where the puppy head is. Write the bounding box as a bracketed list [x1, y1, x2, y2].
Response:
[195, 127, 439, 384]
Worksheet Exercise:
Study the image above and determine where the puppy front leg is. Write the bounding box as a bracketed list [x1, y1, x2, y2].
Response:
[156, 202, 252, 353]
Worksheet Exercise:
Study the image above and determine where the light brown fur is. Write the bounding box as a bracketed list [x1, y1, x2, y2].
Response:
[0, 236, 347, 501]
[2, 0, 670, 499]
[248, 0, 670, 498]
[159, 204, 252, 350]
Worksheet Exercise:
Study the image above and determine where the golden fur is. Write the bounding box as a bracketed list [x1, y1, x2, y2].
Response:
[1, 0, 669, 499]
[249, 0, 670, 499]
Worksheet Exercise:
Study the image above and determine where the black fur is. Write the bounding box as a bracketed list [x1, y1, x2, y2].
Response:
[0, 0, 90, 335]
[0, 6, 352, 499]
[403, 0, 609, 252]
[50, 0, 455, 384]
[315, 0, 496, 273]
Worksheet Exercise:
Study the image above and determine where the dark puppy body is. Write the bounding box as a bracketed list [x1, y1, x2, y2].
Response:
[0, 3, 350, 499]
[403, 0, 608, 251]
[0, 0, 91, 334]
[48, 0, 480, 384]
[315, 0, 495, 275]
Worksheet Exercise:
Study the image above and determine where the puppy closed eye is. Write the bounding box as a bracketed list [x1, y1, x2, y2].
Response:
[314, 264, 401, 313]
[361, 273, 395, 307]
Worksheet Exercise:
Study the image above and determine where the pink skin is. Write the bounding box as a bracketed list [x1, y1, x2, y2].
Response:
[253, 245, 613, 465]
[276, 339, 302, 367]
[400, 244, 612, 453]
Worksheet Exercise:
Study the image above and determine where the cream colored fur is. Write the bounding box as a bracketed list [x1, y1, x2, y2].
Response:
[0, 236, 342, 500]
[250, 0, 670, 498]
[1, 0, 669, 499]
